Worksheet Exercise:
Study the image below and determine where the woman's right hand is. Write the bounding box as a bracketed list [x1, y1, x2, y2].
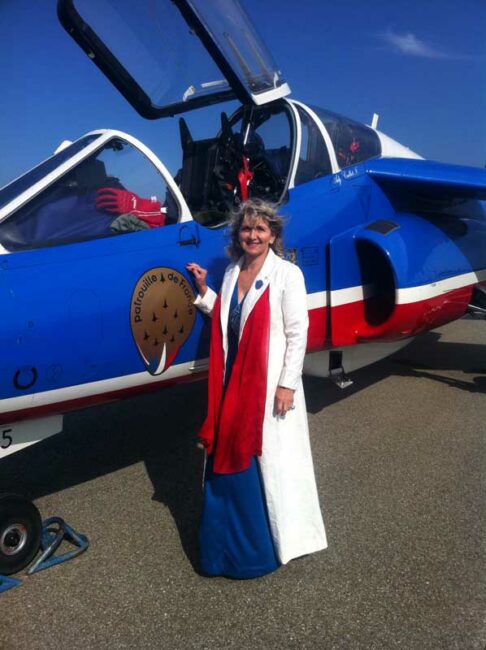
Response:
[186, 262, 208, 297]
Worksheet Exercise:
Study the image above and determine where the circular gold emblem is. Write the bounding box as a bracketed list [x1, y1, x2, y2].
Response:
[130, 268, 196, 375]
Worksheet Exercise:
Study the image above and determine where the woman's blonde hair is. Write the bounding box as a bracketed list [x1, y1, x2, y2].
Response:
[226, 198, 285, 261]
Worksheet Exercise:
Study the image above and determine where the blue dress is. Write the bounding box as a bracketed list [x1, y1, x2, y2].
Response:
[199, 286, 279, 578]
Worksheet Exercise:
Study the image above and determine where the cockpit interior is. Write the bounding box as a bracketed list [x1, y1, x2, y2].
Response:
[177, 99, 382, 227]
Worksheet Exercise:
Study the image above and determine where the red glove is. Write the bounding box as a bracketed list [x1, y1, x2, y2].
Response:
[96, 188, 165, 227]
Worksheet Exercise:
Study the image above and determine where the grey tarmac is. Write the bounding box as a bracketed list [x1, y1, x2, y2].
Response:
[1, 318, 485, 650]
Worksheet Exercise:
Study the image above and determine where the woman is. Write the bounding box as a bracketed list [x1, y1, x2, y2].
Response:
[187, 199, 326, 578]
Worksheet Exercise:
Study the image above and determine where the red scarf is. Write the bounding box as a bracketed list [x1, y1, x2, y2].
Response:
[198, 286, 271, 474]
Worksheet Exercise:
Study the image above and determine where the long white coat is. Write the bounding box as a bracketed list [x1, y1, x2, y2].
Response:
[195, 249, 327, 564]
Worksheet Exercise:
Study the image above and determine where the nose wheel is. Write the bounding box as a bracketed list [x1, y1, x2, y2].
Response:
[0, 494, 89, 593]
[0, 494, 42, 576]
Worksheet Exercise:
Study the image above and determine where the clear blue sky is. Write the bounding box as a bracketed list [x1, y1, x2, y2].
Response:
[1, 0, 484, 189]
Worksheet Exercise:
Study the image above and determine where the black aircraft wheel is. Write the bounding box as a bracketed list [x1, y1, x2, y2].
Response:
[0, 494, 42, 575]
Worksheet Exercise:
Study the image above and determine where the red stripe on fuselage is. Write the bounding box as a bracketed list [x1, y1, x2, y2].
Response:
[332, 285, 473, 345]
[307, 306, 328, 351]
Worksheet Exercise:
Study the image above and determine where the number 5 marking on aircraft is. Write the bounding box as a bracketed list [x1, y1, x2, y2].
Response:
[0, 416, 63, 460]
[1, 429, 13, 450]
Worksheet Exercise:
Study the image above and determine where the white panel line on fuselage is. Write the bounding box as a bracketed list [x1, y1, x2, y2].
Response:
[331, 269, 486, 307]
[396, 269, 486, 304]
[1, 359, 208, 412]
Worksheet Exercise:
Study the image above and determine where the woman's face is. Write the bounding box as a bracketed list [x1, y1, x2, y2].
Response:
[238, 215, 275, 260]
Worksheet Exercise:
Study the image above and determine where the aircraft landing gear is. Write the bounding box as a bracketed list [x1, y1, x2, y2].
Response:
[329, 350, 353, 389]
[0, 494, 42, 576]
[0, 494, 89, 593]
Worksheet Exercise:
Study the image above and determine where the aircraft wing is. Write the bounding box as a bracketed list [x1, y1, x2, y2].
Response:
[365, 158, 486, 208]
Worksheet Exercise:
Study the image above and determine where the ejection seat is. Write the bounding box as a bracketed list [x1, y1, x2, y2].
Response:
[178, 115, 241, 226]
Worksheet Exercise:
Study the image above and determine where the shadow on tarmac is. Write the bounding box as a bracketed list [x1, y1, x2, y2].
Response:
[0, 326, 484, 568]
[0, 380, 207, 570]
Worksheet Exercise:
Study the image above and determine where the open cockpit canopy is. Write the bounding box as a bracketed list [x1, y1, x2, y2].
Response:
[58, 0, 291, 118]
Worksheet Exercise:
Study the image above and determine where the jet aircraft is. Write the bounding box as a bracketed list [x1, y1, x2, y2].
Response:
[0, 0, 485, 576]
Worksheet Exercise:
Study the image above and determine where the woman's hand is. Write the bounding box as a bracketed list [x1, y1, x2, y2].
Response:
[274, 386, 295, 417]
[186, 262, 208, 297]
